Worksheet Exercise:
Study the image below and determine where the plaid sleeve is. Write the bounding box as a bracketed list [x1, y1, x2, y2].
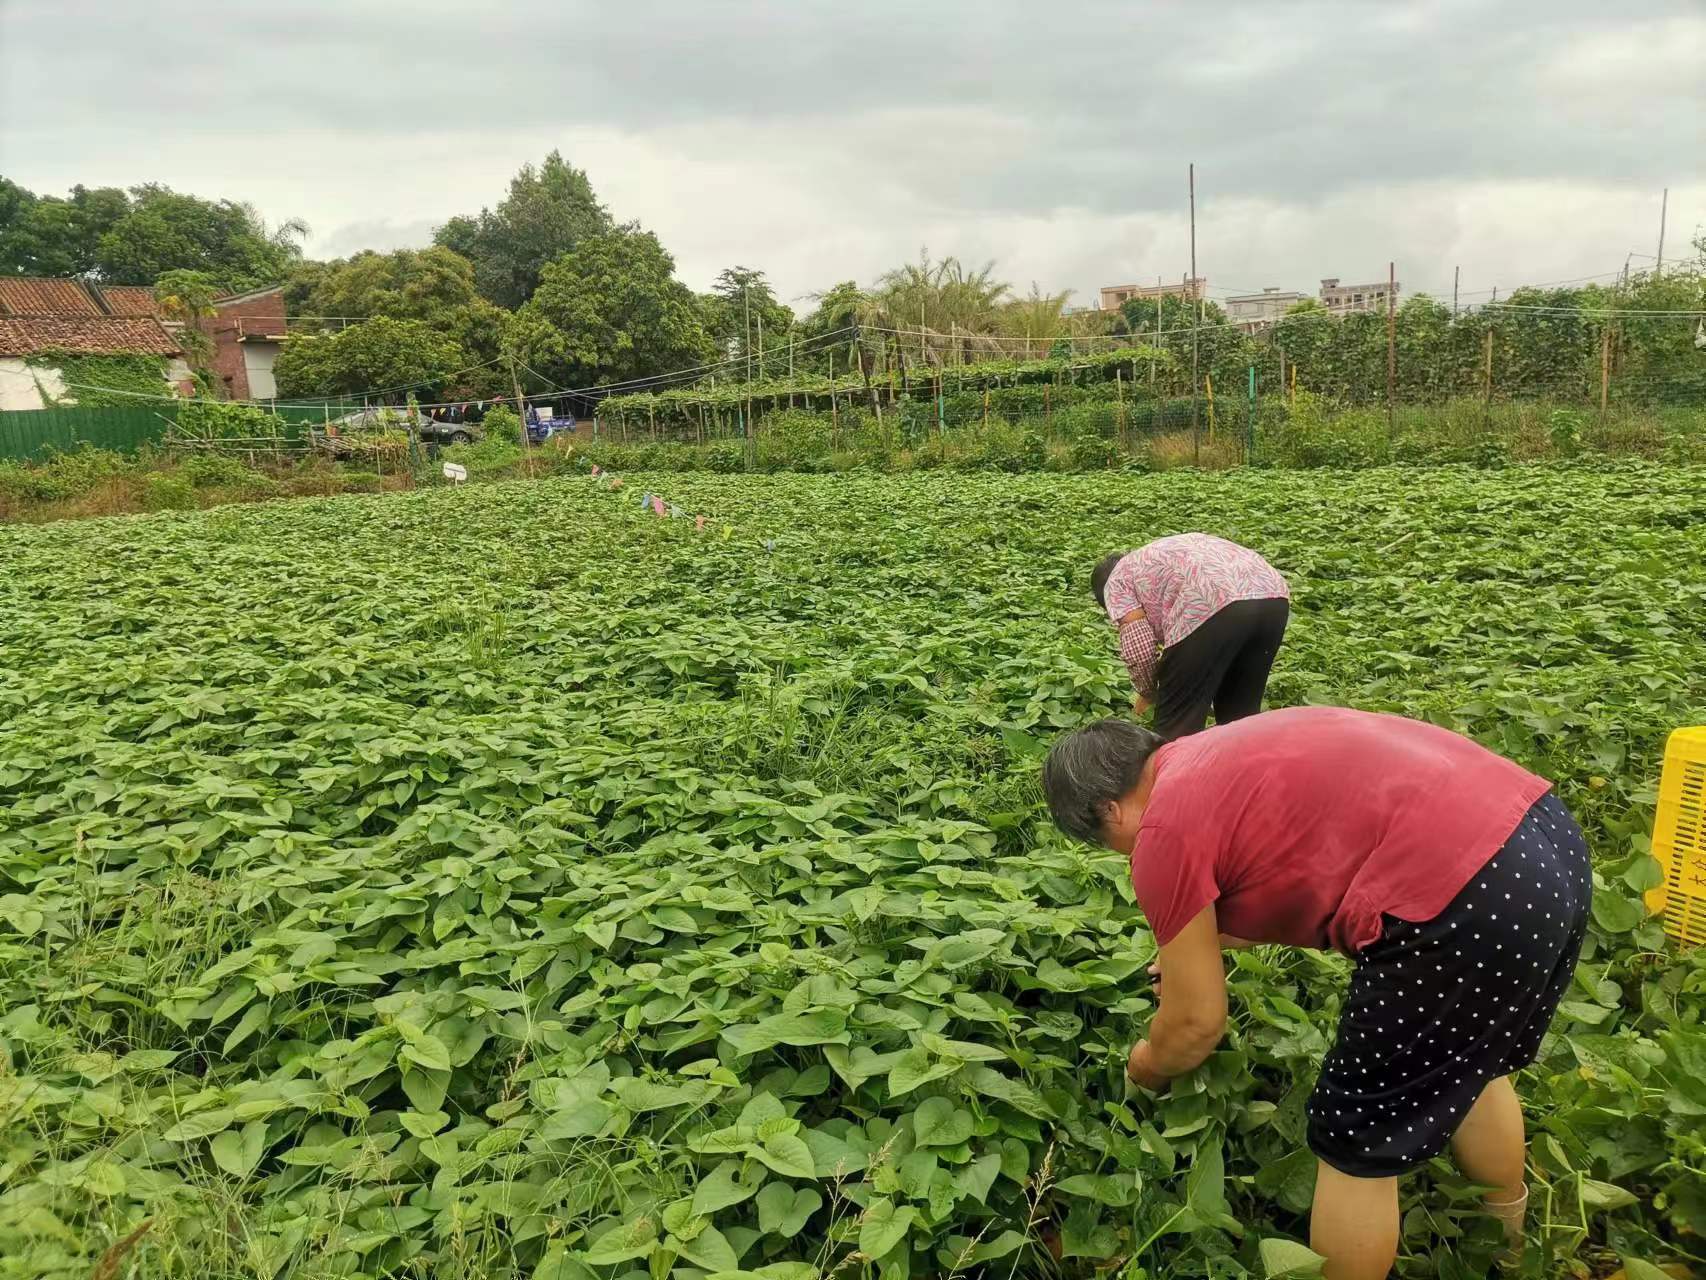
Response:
[1118, 617, 1160, 697]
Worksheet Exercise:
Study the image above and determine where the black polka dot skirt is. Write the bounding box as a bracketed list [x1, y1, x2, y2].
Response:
[1306, 791, 1591, 1178]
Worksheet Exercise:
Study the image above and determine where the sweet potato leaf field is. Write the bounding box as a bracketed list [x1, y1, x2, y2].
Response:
[2, 462, 1704, 1280]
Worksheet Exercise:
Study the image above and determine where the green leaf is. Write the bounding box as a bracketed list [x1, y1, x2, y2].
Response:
[210, 1120, 267, 1177]
[857, 1197, 916, 1261]
[539, 1099, 614, 1139]
[397, 1031, 453, 1073]
[1591, 892, 1646, 933]
[1184, 1136, 1242, 1235]
[753, 1132, 816, 1180]
[224, 1001, 270, 1055]
[163, 1107, 236, 1142]
[692, 1159, 766, 1215]
[911, 1096, 973, 1147]
[400, 1062, 450, 1113]
[888, 1048, 954, 1098]
[609, 1077, 712, 1112]
[581, 1214, 658, 1265]
[1260, 1238, 1328, 1278]
[953, 1152, 1001, 1204]
[960, 1065, 1054, 1118]
[674, 1224, 739, 1272]
[936, 1230, 1028, 1267]
[1579, 1178, 1638, 1210]
[1057, 1172, 1138, 1207]
[1619, 1261, 1676, 1280]
[755, 1183, 821, 1236]
[927, 929, 1004, 969]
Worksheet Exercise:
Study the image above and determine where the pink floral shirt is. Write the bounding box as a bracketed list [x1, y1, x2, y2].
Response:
[1104, 534, 1289, 696]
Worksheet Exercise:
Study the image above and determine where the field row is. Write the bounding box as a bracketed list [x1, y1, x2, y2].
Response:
[1, 463, 1703, 1278]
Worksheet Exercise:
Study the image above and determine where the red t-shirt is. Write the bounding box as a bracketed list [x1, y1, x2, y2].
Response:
[1131, 706, 1551, 954]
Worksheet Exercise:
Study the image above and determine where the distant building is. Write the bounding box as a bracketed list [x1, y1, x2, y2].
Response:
[1319, 277, 1400, 315]
[1099, 278, 1207, 312]
[0, 276, 293, 407]
[1225, 286, 1307, 332]
[0, 277, 192, 411]
[205, 285, 288, 400]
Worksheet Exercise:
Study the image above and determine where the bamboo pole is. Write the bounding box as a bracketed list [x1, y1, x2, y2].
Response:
[1599, 325, 1611, 419]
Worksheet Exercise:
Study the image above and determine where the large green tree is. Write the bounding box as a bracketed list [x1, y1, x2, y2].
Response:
[283, 246, 510, 397]
[292, 246, 482, 321]
[703, 266, 795, 377]
[507, 224, 712, 389]
[272, 316, 466, 400]
[794, 280, 870, 374]
[433, 151, 611, 309]
[0, 180, 131, 277]
[94, 186, 306, 291]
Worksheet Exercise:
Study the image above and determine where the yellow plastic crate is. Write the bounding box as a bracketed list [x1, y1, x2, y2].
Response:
[1647, 726, 1706, 945]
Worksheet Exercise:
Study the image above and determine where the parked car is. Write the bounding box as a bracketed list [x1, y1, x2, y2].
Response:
[326, 407, 478, 446]
[525, 407, 576, 445]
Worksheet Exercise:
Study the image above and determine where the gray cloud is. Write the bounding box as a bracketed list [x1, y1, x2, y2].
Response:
[2, 0, 1702, 304]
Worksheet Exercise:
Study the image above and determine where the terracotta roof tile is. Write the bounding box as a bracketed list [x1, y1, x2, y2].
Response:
[97, 285, 161, 317]
[0, 277, 102, 316]
[0, 316, 183, 357]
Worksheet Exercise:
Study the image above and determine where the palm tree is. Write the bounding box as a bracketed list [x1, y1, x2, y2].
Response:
[998, 283, 1075, 359]
[869, 250, 1011, 367]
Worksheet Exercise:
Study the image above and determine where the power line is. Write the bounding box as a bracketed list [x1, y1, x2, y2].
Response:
[515, 326, 860, 400]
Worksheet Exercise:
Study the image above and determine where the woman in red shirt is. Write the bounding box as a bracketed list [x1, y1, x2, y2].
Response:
[1042, 706, 1591, 1279]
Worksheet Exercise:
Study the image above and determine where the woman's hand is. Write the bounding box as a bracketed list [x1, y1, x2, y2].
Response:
[1133, 694, 1152, 717]
[1126, 1040, 1171, 1092]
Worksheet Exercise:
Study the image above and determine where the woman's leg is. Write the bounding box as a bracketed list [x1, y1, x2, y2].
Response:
[1152, 606, 1245, 737]
[1311, 1163, 1399, 1280]
[1211, 598, 1289, 723]
[1450, 1075, 1529, 1250]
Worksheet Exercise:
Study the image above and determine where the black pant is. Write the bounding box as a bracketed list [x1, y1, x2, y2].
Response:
[1153, 597, 1289, 738]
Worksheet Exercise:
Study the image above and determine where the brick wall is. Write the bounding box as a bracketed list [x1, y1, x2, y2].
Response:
[205, 290, 286, 399]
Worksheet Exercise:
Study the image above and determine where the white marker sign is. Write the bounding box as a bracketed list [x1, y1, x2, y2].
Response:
[442, 462, 468, 483]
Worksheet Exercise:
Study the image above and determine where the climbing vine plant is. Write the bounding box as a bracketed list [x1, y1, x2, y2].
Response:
[25, 352, 169, 408]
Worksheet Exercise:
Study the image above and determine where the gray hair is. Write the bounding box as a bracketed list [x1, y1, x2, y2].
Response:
[1042, 719, 1164, 844]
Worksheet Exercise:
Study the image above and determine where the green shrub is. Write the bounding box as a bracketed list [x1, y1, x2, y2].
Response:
[1052, 400, 1119, 441]
[178, 452, 278, 497]
[1068, 434, 1121, 470]
[704, 440, 747, 473]
[0, 447, 132, 502]
[442, 436, 524, 478]
[1548, 409, 1584, 458]
[177, 399, 285, 442]
[482, 405, 523, 445]
[141, 473, 195, 511]
[755, 410, 833, 471]
[1262, 392, 1388, 468]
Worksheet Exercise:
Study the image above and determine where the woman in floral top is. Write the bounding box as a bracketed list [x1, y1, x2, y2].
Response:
[1091, 534, 1290, 737]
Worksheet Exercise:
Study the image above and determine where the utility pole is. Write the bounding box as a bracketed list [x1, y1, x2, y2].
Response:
[1452, 265, 1459, 318]
[757, 311, 764, 380]
[507, 353, 535, 479]
[1386, 261, 1397, 443]
[1189, 162, 1199, 466]
[1656, 187, 1668, 278]
[744, 282, 752, 382]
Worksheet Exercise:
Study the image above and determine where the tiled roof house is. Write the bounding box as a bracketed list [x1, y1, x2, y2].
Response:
[0, 277, 193, 410]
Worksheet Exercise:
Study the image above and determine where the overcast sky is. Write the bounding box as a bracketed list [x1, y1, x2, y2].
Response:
[2, 0, 1703, 308]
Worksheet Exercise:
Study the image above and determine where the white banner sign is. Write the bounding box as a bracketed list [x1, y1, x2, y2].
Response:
[442, 462, 468, 483]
